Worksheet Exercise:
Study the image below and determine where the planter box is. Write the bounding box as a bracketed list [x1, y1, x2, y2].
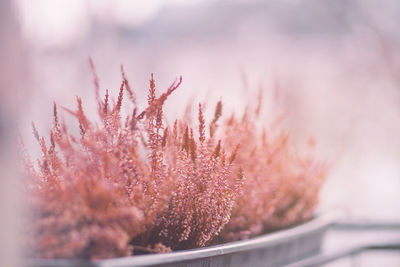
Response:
[26, 213, 338, 267]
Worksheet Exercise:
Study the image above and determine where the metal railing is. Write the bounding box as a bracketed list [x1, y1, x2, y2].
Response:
[285, 220, 400, 267]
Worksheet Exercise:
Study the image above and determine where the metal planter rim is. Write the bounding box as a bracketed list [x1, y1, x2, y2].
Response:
[26, 212, 340, 267]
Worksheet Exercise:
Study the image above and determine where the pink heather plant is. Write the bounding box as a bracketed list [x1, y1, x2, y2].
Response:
[21, 62, 326, 260]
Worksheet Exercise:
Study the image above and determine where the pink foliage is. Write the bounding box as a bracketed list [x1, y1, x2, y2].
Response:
[21, 63, 326, 259]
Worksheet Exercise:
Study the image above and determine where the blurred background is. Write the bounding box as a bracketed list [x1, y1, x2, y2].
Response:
[1, 0, 400, 265]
